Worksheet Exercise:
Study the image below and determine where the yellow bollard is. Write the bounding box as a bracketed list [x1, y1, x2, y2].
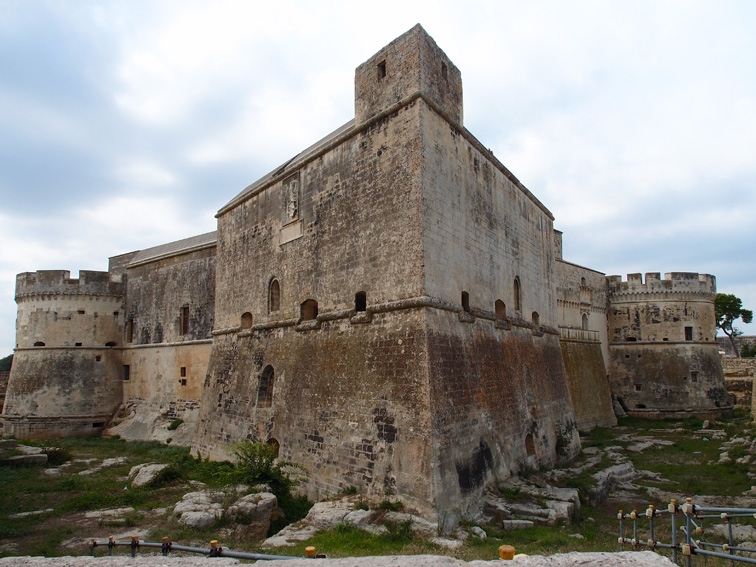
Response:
[305, 546, 317, 558]
[498, 545, 516, 560]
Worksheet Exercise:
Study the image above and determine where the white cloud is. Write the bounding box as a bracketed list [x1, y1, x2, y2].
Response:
[2, 0, 756, 351]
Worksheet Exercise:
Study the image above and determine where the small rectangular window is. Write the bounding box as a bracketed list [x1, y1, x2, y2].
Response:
[180, 306, 190, 335]
[377, 60, 386, 78]
[123, 365, 130, 381]
[180, 367, 186, 377]
[180, 379, 187, 386]
[634, 384, 642, 391]
[685, 326, 693, 341]
[691, 371, 699, 383]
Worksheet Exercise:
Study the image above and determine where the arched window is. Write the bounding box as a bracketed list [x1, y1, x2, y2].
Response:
[531, 311, 539, 327]
[580, 277, 586, 286]
[33, 341, 45, 347]
[581, 314, 588, 331]
[355, 291, 367, 312]
[269, 279, 281, 312]
[495, 300, 506, 320]
[267, 438, 280, 458]
[300, 299, 318, 321]
[257, 365, 275, 408]
[513, 277, 522, 312]
[241, 312, 254, 329]
[461, 291, 470, 313]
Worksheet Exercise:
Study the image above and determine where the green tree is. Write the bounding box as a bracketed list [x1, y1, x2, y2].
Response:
[0, 354, 12, 372]
[716, 293, 753, 358]
[741, 343, 756, 358]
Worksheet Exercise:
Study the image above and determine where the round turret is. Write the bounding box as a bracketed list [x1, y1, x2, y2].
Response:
[607, 272, 730, 419]
[2, 270, 126, 439]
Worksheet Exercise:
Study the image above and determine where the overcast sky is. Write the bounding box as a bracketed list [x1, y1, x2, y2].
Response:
[1, 0, 755, 355]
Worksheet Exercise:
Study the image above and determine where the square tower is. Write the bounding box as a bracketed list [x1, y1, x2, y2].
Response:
[355, 24, 463, 125]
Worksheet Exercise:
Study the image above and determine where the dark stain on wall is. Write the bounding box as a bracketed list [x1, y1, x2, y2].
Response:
[455, 440, 493, 494]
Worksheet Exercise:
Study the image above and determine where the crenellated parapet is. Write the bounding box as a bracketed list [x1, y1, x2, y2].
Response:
[608, 272, 716, 302]
[15, 270, 125, 302]
[605, 271, 729, 419]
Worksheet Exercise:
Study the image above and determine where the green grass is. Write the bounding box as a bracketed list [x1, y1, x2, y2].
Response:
[2, 414, 756, 560]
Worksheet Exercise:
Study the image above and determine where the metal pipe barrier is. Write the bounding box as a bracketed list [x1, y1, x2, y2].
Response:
[89, 536, 324, 560]
[619, 498, 756, 565]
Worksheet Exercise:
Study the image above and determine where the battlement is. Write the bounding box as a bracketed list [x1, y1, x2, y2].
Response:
[15, 270, 125, 301]
[607, 272, 716, 296]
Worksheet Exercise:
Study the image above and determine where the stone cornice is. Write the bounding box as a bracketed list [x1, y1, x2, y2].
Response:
[213, 295, 555, 337]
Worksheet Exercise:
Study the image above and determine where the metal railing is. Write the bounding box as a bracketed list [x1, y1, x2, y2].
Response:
[619, 498, 756, 565]
[88, 535, 324, 560]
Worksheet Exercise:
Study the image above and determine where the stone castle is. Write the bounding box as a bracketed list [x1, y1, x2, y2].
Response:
[0, 26, 730, 525]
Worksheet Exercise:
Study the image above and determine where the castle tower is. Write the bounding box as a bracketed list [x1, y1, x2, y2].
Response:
[194, 24, 580, 528]
[355, 23, 463, 126]
[607, 272, 731, 418]
[1, 270, 125, 438]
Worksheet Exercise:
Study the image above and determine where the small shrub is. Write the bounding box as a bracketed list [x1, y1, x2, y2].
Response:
[146, 463, 183, 488]
[354, 498, 369, 511]
[232, 440, 303, 497]
[378, 499, 404, 511]
[167, 419, 183, 431]
[384, 519, 414, 543]
[340, 485, 357, 495]
[44, 447, 72, 467]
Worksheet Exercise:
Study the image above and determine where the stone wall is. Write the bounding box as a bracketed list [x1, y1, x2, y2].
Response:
[559, 339, 616, 431]
[195, 26, 580, 527]
[125, 237, 215, 346]
[722, 357, 756, 412]
[3, 347, 123, 438]
[0, 371, 9, 415]
[554, 259, 616, 431]
[607, 273, 729, 418]
[717, 335, 756, 357]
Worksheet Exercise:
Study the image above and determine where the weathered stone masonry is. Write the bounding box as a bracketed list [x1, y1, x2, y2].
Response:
[1, 24, 731, 525]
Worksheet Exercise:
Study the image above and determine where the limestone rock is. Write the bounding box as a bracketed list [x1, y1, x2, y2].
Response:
[344, 509, 387, 535]
[84, 507, 135, 520]
[8, 509, 54, 519]
[173, 490, 225, 528]
[129, 463, 169, 487]
[470, 526, 486, 539]
[383, 512, 438, 537]
[589, 461, 638, 505]
[0, 454, 47, 466]
[503, 519, 534, 530]
[225, 492, 278, 541]
[303, 501, 351, 530]
[430, 537, 464, 549]
[710, 523, 756, 542]
[15, 445, 44, 455]
[482, 494, 512, 522]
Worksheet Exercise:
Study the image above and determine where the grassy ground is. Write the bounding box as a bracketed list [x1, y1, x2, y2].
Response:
[1, 411, 754, 562]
